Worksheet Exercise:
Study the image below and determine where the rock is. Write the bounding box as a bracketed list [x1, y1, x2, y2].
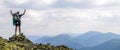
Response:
[9, 33, 32, 44]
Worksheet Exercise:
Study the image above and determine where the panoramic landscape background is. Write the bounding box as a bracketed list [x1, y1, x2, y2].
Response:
[0, 0, 120, 50]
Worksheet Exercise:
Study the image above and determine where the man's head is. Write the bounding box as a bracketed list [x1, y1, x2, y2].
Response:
[16, 11, 19, 14]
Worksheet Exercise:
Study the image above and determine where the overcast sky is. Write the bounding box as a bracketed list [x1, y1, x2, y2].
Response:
[0, 0, 120, 38]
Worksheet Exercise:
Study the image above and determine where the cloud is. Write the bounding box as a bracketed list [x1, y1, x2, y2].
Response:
[5, 0, 29, 5]
[53, 0, 120, 8]
[4, 0, 58, 9]
[65, 0, 109, 5]
[33, 0, 58, 6]
[2, 0, 120, 9]
[65, 0, 84, 3]
[0, 0, 6, 8]
[18, 8, 120, 36]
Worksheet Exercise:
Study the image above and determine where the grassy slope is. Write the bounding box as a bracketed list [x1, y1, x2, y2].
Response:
[0, 34, 72, 50]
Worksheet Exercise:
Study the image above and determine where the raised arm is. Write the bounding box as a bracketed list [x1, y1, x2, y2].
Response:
[10, 10, 13, 15]
[22, 9, 26, 15]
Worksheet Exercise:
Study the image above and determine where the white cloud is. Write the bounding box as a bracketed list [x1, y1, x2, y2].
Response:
[27, 10, 45, 22]
[0, 0, 6, 8]
[18, 8, 120, 36]
[6, 0, 29, 5]
[65, 0, 120, 6]
[33, 0, 58, 6]
[89, 0, 109, 6]
[65, 0, 84, 3]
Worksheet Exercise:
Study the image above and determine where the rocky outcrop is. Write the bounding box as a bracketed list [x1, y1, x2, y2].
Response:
[0, 33, 73, 50]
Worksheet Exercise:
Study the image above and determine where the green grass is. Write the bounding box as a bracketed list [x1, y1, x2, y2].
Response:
[0, 33, 73, 50]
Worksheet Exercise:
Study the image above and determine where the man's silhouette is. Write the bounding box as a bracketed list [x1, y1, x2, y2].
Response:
[10, 10, 26, 36]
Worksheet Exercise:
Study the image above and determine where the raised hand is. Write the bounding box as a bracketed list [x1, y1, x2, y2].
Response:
[10, 10, 13, 15]
[22, 9, 26, 15]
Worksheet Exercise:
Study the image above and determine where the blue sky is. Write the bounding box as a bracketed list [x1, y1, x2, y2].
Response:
[0, 0, 120, 38]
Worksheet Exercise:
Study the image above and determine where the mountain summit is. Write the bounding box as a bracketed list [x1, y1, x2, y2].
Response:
[0, 33, 72, 50]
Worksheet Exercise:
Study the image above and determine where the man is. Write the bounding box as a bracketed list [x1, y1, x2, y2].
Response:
[10, 10, 26, 36]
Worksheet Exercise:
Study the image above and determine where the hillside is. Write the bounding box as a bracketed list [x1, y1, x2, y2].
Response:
[80, 39, 120, 50]
[0, 33, 72, 50]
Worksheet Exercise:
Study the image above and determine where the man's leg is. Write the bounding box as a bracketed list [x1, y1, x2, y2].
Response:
[15, 26, 17, 36]
[18, 26, 21, 34]
[14, 26, 17, 40]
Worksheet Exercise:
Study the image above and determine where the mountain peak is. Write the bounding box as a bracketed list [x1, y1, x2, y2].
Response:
[9, 33, 33, 44]
[0, 33, 72, 50]
[86, 31, 103, 34]
[56, 34, 70, 38]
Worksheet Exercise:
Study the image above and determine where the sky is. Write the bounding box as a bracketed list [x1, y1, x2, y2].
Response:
[0, 0, 120, 38]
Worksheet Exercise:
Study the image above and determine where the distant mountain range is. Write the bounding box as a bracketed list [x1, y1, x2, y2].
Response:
[80, 39, 120, 50]
[26, 36, 41, 42]
[73, 31, 120, 46]
[27, 31, 120, 50]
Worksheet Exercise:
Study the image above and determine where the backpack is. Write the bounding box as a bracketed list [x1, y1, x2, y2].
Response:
[12, 13, 20, 25]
